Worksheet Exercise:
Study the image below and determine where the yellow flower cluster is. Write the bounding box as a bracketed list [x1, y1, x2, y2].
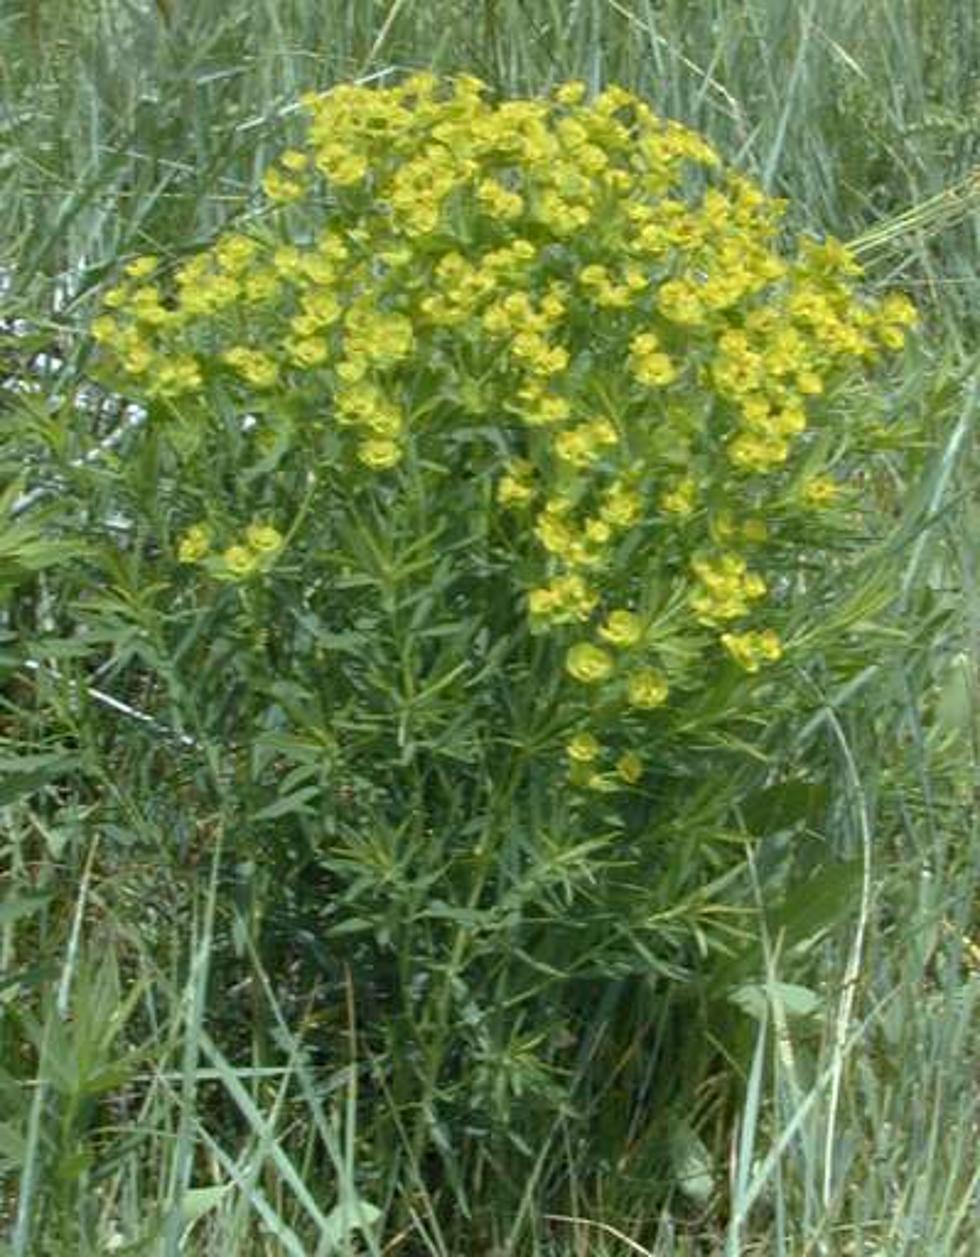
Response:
[565, 642, 614, 684]
[579, 261, 648, 310]
[496, 459, 536, 507]
[800, 474, 839, 508]
[659, 477, 697, 518]
[628, 331, 679, 389]
[553, 418, 618, 468]
[90, 75, 917, 787]
[689, 553, 767, 626]
[565, 732, 645, 791]
[177, 524, 211, 564]
[598, 609, 644, 648]
[177, 522, 283, 579]
[529, 573, 598, 626]
[720, 628, 783, 673]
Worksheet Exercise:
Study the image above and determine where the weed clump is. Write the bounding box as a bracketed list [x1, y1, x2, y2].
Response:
[83, 75, 921, 1220]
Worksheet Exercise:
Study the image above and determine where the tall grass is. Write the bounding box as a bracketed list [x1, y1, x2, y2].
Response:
[2, 1, 978, 1252]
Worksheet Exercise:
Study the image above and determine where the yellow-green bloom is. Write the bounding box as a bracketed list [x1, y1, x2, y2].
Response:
[262, 167, 304, 203]
[287, 337, 329, 368]
[566, 732, 601, 763]
[598, 610, 643, 648]
[626, 668, 669, 709]
[246, 524, 284, 555]
[216, 234, 259, 271]
[565, 643, 614, 684]
[223, 347, 280, 389]
[660, 477, 697, 517]
[720, 628, 783, 673]
[497, 472, 535, 508]
[801, 475, 838, 507]
[124, 255, 159, 280]
[223, 545, 259, 578]
[599, 486, 642, 529]
[177, 525, 210, 564]
[616, 751, 644, 785]
[555, 80, 587, 106]
[89, 75, 916, 740]
[357, 438, 402, 470]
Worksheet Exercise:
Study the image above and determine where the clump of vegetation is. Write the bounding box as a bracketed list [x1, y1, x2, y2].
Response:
[67, 73, 923, 1233]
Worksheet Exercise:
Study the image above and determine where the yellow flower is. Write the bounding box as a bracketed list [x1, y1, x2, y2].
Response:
[147, 355, 202, 398]
[357, 438, 402, 470]
[801, 475, 838, 507]
[177, 525, 210, 563]
[223, 348, 280, 389]
[122, 343, 154, 375]
[720, 628, 783, 672]
[584, 518, 611, 545]
[579, 263, 609, 289]
[555, 80, 587, 106]
[660, 477, 697, 517]
[477, 179, 524, 221]
[246, 524, 284, 555]
[279, 148, 310, 173]
[223, 545, 259, 578]
[600, 486, 642, 529]
[497, 473, 534, 507]
[216, 235, 259, 271]
[626, 668, 669, 709]
[598, 610, 643, 648]
[287, 337, 330, 368]
[658, 278, 706, 326]
[565, 643, 614, 684]
[102, 284, 129, 309]
[91, 316, 119, 345]
[879, 292, 917, 327]
[315, 147, 368, 186]
[588, 418, 618, 447]
[796, 368, 824, 395]
[528, 587, 556, 618]
[124, 255, 159, 279]
[262, 167, 304, 203]
[554, 427, 599, 467]
[88, 74, 916, 711]
[243, 270, 281, 304]
[335, 356, 368, 385]
[631, 350, 678, 388]
[616, 751, 644, 785]
[567, 732, 601, 763]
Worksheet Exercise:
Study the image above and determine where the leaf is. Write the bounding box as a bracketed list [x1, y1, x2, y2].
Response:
[670, 1121, 715, 1205]
[0, 892, 52, 928]
[0, 765, 81, 806]
[709, 860, 864, 994]
[0, 1121, 27, 1171]
[768, 859, 864, 949]
[729, 981, 822, 1021]
[327, 917, 374, 937]
[739, 781, 829, 836]
[321, 1195, 382, 1249]
[934, 653, 975, 738]
[180, 1185, 231, 1225]
[252, 785, 322, 822]
[0, 749, 81, 773]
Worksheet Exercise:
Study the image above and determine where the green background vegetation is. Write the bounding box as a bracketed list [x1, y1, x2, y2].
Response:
[1, 1, 978, 1253]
